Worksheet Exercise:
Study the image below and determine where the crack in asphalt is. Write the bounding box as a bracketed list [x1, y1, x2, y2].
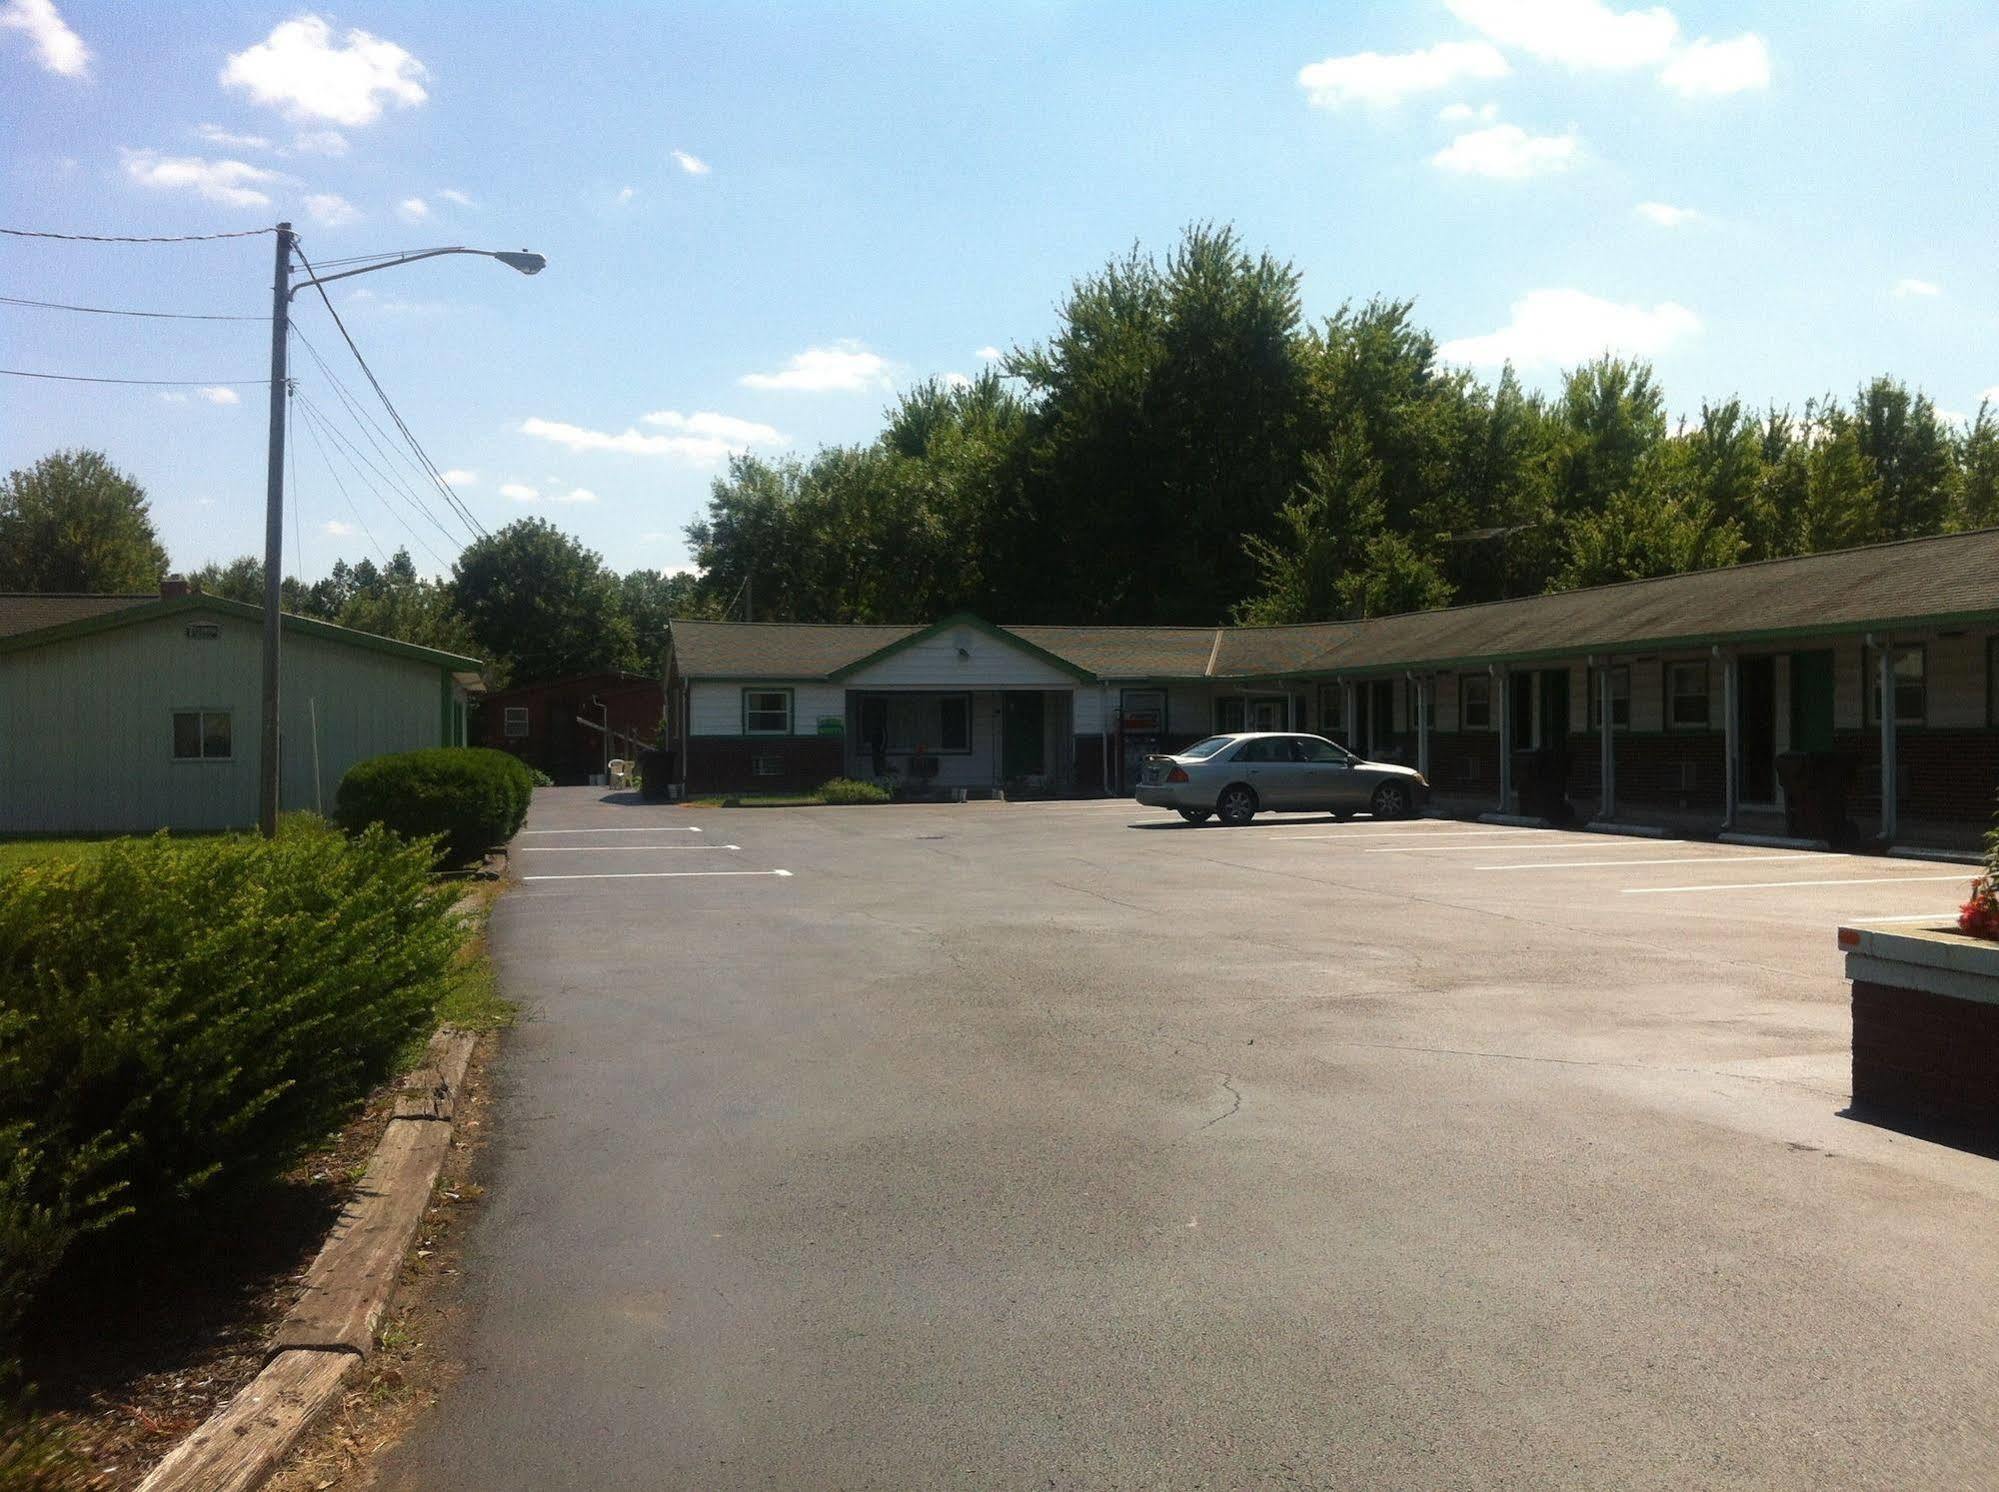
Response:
[1194, 1073, 1242, 1132]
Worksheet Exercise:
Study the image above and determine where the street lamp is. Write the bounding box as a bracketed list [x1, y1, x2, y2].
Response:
[257, 223, 548, 835]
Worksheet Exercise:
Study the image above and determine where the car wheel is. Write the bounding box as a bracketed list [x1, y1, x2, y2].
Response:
[1216, 785, 1258, 826]
[1178, 808, 1212, 824]
[1370, 780, 1413, 820]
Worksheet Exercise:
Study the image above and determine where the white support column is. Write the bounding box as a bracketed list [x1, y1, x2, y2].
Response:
[1411, 673, 1431, 782]
[1342, 679, 1356, 753]
[1596, 659, 1616, 823]
[1495, 664, 1512, 813]
[1722, 648, 1740, 829]
[1878, 641, 1899, 844]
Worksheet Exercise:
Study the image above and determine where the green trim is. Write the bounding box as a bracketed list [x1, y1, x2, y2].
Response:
[0, 593, 484, 670]
[742, 685, 795, 735]
[825, 612, 1096, 684]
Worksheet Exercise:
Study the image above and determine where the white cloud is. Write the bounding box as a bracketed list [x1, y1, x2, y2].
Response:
[1445, 0, 1678, 70]
[1634, 200, 1700, 227]
[549, 487, 599, 504]
[1431, 123, 1581, 179]
[976, 345, 1003, 360]
[500, 482, 539, 502]
[616, 186, 636, 203]
[2, 0, 89, 77]
[397, 196, 429, 222]
[158, 392, 188, 404]
[1298, 40, 1508, 108]
[1982, 386, 1999, 408]
[304, 192, 361, 227]
[323, 519, 356, 536]
[292, 129, 348, 156]
[1439, 101, 1500, 123]
[1937, 409, 1971, 431]
[1658, 33, 1770, 96]
[441, 469, 477, 487]
[198, 386, 241, 406]
[739, 341, 892, 393]
[438, 187, 474, 207]
[941, 372, 972, 389]
[120, 149, 285, 208]
[523, 411, 785, 465]
[1439, 288, 1699, 369]
[671, 149, 711, 175]
[1893, 278, 1942, 298]
[221, 15, 428, 126]
[196, 123, 271, 151]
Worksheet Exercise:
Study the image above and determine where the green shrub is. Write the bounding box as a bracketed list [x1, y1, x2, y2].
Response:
[525, 764, 554, 787]
[820, 777, 891, 805]
[335, 747, 534, 866]
[0, 819, 462, 1340]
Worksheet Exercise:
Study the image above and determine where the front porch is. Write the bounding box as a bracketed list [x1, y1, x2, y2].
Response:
[845, 688, 1076, 797]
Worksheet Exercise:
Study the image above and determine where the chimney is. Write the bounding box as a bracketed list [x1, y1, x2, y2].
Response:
[160, 574, 190, 600]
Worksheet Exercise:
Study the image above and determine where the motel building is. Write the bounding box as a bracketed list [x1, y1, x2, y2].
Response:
[662, 527, 1999, 848]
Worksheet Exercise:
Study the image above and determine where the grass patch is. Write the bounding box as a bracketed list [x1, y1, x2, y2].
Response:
[0, 839, 115, 879]
[434, 887, 516, 1033]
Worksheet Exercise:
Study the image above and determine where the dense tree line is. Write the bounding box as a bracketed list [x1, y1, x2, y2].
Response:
[688, 224, 1998, 626]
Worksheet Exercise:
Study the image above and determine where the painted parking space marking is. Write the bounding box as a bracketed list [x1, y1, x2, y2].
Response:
[1274, 827, 1546, 842]
[1477, 853, 1826, 871]
[1623, 874, 1968, 896]
[520, 826, 703, 834]
[522, 868, 793, 882]
[518, 844, 741, 853]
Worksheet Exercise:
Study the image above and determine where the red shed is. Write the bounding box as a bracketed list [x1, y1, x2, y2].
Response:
[478, 670, 662, 784]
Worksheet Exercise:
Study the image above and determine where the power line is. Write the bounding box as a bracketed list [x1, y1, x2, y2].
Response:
[289, 243, 487, 541]
[0, 293, 266, 321]
[295, 394, 452, 570]
[1, 224, 276, 243]
[293, 390, 461, 561]
[0, 368, 270, 386]
[292, 394, 391, 566]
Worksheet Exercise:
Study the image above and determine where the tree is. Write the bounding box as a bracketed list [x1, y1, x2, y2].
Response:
[0, 450, 169, 592]
[1953, 404, 1999, 532]
[451, 519, 633, 685]
[619, 567, 717, 666]
[1854, 376, 1955, 539]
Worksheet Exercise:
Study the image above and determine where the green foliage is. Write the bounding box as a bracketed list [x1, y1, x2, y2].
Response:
[451, 519, 634, 685]
[190, 548, 479, 661]
[0, 450, 168, 593]
[0, 1389, 108, 1491]
[0, 820, 462, 1340]
[819, 777, 891, 805]
[336, 747, 533, 867]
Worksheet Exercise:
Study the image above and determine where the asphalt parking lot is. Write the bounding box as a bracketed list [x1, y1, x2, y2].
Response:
[386, 789, 1999, 1491]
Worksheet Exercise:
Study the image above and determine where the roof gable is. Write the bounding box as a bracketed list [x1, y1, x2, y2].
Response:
[826, 614, 1095, 683]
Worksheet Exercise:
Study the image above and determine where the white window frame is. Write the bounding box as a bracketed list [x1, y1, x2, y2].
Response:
[1460, 675, 1493, 731]
[742, 688, 794, 736]
[171, 709, 234, 762]
[1665, 661, 1710, 731]
[1863, 644, 1926, 727]
[503, 706, 530, 738]
[1592, 665, 1631, 732]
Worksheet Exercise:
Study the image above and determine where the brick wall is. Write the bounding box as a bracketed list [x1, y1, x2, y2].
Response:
[686, 736, 844, 795]
[1841, 728, 1999, 823]
[1426, 730, 1500, 797]
[1561, 731, 1726, 813]
[1851, 978, 1999, 1142]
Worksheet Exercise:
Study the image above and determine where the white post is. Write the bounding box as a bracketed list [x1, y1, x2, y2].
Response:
[1342, 679, 1356, 753]
[1877, 641, 1898, 844]
[1410, 672, 1430, 781]
[1722, 649, 1740, 829]
[1597, 662, 1616, 823]
[1496, 664, 1512, 813]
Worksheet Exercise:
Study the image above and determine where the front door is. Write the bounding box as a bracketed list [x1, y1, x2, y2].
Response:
[1509, 671, 1535, 748]
[1789, 649, 1835, 754]
[1537, 668, 1569, 752]
[1739, 656, 1778, 803]
[1001, 692, 1045, 780]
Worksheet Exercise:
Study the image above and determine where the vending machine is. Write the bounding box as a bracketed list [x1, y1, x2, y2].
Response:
[1118, 688, 1166, 793]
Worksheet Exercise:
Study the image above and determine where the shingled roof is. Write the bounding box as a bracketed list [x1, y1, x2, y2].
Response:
[665, 527, 1999, 684]
[0, 593, 154, 638]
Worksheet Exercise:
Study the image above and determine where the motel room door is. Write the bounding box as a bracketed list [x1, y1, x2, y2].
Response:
[1738, 656, 1779, 803]
[1789, 650, 1835, 754]
[1001, 692, 1046, 780]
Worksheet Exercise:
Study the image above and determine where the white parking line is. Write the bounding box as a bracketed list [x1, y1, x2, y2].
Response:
[522, 868, 793, 882]
[520, 826, 702, 835]
[1623, 874, 1968, 896]
[518, 844, 740, 852]
[1272, 827, 1541, 840]
[1477, 853, 1825, 871]
[1840, 912, 1964, 924]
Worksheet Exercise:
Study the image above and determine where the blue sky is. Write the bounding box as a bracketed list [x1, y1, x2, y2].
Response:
[4, 1, 1996, 583]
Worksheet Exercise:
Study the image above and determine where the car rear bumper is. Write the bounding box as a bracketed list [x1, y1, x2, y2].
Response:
[1134, 783, 1201, 810]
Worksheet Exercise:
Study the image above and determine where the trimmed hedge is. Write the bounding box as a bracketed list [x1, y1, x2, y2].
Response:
[336, 746, 534, 867]
[0, 819, 462, 1340]
[820, 777, 891, 805]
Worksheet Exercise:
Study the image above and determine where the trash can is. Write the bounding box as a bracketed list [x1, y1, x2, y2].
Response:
[1512, 748, 1574, 823]
[1775, 750, 1855, 846]
[637, 746, 676, 802]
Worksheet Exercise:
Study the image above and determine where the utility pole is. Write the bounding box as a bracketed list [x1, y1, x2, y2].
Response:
[259, 222, 293, 837]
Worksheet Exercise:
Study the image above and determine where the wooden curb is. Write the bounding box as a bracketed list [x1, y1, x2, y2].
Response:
[137, 1029, 478, 1492]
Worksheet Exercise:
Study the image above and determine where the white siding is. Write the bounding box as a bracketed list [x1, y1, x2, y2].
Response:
[1072, 685, 1105, 736]
[842, 625, 1080, 690]
[1928, 633, 1985, 727]
[689, 680, 842, 735]
[0, 607, 449, 834]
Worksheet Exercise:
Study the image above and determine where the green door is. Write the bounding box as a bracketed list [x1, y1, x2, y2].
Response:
[1790, 650, 1835, 753]
[1001, 692, 1045, 778]
[1538, 668, 1569, 749]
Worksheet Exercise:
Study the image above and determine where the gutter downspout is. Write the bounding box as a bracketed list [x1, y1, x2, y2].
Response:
[1868, 634, 1897, 845]
[1594, 657, 1616, 824]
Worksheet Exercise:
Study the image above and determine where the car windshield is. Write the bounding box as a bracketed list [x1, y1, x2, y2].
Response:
[1178, 736, 1235, 760]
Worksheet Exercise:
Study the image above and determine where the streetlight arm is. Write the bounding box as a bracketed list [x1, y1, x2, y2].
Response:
[289, 246, 546, 298]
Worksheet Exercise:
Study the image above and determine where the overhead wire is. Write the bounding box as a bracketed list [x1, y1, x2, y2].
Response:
[290, 394, 401, 569]
[0, 224, 276, 243]
[292, 390, 459, 565]
[288, 242, 487, 540]
[0, 293, 266, 321]
[0, 369, 270, 386]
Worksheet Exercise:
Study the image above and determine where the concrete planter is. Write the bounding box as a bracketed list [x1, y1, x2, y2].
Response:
[1840, 922, 1999, 1142]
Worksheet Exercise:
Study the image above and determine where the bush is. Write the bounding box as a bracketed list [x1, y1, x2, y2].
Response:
[820, 777, 891, 805]
[336, 747, 534, 866]
[0, 819, 462, 1341]
[1962, 791, 1999, 941]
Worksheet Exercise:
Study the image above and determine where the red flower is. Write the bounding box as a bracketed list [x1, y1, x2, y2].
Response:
[1962, 885, 1999, 941]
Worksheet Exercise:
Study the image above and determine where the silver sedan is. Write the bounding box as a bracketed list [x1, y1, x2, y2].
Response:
[1133, 732, 1429, 826]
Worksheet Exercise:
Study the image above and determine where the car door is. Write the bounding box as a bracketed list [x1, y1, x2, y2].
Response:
[1232, 737, 1294, 808]
[1291, 735, 1359, 809]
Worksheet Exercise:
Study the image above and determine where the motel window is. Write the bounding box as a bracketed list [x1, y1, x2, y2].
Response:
[1317, 685, 1345, 733]
[1460, 675, 1492, 731]
[1592, 666, 1631, 731]
[1990, 637, 1999, 727]
[1666, 662, 1710, 729]
[1215, 698, 1246, 733]
[1863, 645, 1926, 727]
[743, 688, 793, 735]
[503, 706, 530, 738]
[171, 710, 232, 761]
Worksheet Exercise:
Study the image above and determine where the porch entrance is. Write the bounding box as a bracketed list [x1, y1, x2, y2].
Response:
[1001, 692, 1046, 779]
[1738, 655, 1779, 804]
